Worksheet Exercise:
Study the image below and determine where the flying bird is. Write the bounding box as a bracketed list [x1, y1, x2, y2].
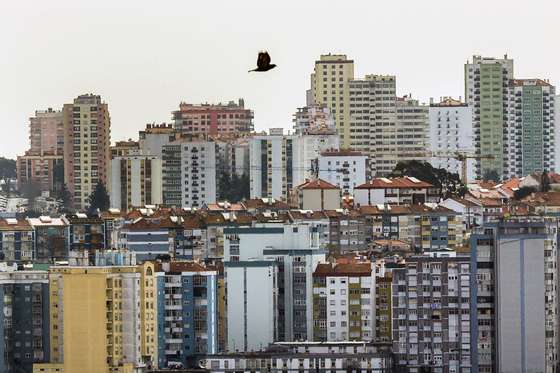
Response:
[248, 51, 276, 72]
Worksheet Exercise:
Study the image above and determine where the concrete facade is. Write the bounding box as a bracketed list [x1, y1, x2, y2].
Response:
[110, 154, 163, 211]
[310, 55, 355, 148]
[62, 94, 111, 210]
[428, 98, 475, 181]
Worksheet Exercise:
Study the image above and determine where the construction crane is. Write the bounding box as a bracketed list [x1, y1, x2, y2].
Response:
[430, 151, 495, 182]
[371, 150, 494, 182]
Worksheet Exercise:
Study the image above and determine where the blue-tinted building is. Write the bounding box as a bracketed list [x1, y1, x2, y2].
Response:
[0, 270, 50, 373]
[156, 261, 217, 369]
[0, 218, 35, 262]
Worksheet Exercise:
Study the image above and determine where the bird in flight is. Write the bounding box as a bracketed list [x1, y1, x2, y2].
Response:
[248, 51, 276, 72]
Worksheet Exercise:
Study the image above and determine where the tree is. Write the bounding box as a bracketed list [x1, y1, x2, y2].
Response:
[389, 160, 466, 199]
[217, 172, 250, 202]
[87, 182, 110, 213]
[0, 157, 16, 193]
[482, 169, 500, 183]
[514, 186, 537, 200]
[20, 180, 42, 210]
[58, 184, 73, 213]
[541, 170, 551, 192]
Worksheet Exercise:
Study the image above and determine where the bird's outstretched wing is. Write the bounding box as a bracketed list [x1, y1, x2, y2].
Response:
[257, 51, 271, 69]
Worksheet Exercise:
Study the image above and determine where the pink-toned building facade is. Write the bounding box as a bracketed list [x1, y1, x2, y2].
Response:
[173, 99, 253, 136]
[17, 108, 65, 192]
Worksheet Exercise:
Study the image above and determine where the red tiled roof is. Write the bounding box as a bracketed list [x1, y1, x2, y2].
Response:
[0, 219, 33, 231]
[314, 262, 372, 277]
[522, 192, 560, 206]
[297, 178, 339, 190]
[478, 198, 503, 207]
[242, 199, 290, 210]
[355, 177, 433, 189]
[205, 202, 246, 211]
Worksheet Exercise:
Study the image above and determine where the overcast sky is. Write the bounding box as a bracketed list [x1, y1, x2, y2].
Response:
[1, 0, 559, 159]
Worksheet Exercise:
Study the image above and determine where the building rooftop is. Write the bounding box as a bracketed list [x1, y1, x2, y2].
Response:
[320, 149, 364, 157]
[27, 216, 67, 227]
[0, 218, 33, 231]
[355, 176, 433, 189]
[314, 262, 372, 277]
[297, 178, 339, 190]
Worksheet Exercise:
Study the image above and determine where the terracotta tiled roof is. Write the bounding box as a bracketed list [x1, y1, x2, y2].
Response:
[355, 176, 433, 189]
[522, 192, 560, 206]
[205, 202, 246, 211]
[314, 262, 372, 277]
[288, 210, 328, 220]
[126, 217, 181, 230]
[478, 198, 503, 207]
[447, 197, 480, 207]
[242, 198, 290, 210]
[0, 218, 33, 231]
[320, 149, 364, 157]
[297, 178, 339, 190]
[358, 205, 411, 215]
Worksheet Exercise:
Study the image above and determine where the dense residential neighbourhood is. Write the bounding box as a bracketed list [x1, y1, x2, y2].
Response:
[0, 53, 559, 373]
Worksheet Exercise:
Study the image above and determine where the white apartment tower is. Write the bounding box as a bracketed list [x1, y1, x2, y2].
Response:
[162, 140, 216, 208]
[318, 149, 367, 196]
[249, 129, 339, 200]
[428, 97, 475, 181]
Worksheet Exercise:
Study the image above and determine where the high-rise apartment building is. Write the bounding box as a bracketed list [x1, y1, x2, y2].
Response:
[470, 218, 558, 373]
[110, 155, 163, 211]
[293, 104, 336, 135]
[249, 129, 340, 200]
[223, 223, 324, 345]
[392, 252, 472, 372]
[349, 76, 429, 176]
[17, 108, 65, 193]
[465, 55, 514, 179]
[310, 54, 354, 147]
[312, 262, 376, 342]
[110, 140, 139, 158]
[173, 99, 253, 136]
[28, 108, 64, 155]
[224, 260, 278, 352]
[428, 97, 475, 181]
[138, 123, 176, 158]
[505, 79, 556, 177]
[349, 75, 397, 163]
[162, 140, 216, 208]
[63, 94, 111, 210]
[43, 263, 158, 373]
[0, 269, 50, 373]
[556, 95, 560, 170]
[155, 261, 218, 368]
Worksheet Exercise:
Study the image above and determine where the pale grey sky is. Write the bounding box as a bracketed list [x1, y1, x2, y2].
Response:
[1, 0, 559, 159]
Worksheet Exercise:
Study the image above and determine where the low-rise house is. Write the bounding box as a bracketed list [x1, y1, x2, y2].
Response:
[27, 216, 68, 263]
[0, 218, 35, 261]
[354, 177, 438, 207]
[291, 179, 341, 211]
